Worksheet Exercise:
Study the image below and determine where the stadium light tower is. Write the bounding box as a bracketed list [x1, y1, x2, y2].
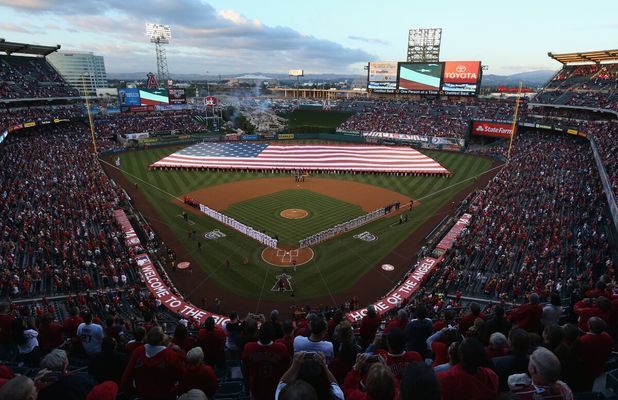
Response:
[146, 23, 171, 85]
[407, 28, 442, 62]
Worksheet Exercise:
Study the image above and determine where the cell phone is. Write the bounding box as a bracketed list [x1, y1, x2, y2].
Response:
[304, 352, 317, 359]
[367, 355, 379, 362]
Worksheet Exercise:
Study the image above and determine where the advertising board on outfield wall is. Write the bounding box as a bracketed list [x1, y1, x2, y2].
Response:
[471, 121, 516, 139]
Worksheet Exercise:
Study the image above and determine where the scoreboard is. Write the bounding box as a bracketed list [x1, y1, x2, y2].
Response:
[367, 60, 482, 96]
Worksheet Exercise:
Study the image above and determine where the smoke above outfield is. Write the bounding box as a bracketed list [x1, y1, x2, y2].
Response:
[0, 0, 374, 74]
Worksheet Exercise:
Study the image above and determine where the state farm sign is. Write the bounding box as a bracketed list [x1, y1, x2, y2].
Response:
[443, 61, 481, 84]
[471, 121, 516, 139]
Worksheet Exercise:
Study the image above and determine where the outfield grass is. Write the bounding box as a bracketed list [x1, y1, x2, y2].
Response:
[225, 190, 364, 245]
[117, 142, 492, 302]
[284, 110, 352, 132]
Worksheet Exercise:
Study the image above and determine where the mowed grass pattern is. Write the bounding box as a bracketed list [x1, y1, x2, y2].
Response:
[225, 190, 364, 244]
[116, 142, 494, 303]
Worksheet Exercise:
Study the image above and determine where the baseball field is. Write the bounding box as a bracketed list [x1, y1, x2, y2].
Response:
[107, 141, 495, 313]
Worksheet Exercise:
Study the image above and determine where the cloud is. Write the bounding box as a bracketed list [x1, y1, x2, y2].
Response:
[0, 22, 34, 33]
[0, 0, 373, 73]
[348, 35, 389, 45]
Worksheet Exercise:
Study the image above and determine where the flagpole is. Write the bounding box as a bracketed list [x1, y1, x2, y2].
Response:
[506, 81, 522, 161]
[81, 74, 98, 154]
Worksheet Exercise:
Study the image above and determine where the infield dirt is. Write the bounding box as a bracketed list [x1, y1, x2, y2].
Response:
[177, 177, 414, 213]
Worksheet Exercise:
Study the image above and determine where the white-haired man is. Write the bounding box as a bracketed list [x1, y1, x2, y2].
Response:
[508, 347, 573, 400]
[178, 347, 218, 398]
[36, 349, 95, 400]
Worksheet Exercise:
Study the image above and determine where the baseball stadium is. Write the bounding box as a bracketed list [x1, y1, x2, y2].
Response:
[0, 2, 617, 399]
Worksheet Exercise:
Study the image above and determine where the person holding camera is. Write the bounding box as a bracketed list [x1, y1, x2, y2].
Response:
[293, 316, 334, 363]
[276, 351, 344, 400]
[342, 353, 398, 400]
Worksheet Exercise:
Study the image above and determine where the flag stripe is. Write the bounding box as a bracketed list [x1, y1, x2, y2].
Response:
[150, 143, 449, 174]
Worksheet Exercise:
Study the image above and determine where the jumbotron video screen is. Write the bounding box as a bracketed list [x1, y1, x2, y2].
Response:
[397, 62, 443, 94]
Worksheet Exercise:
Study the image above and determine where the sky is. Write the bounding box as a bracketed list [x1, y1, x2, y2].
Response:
[0, 0, 616, 76]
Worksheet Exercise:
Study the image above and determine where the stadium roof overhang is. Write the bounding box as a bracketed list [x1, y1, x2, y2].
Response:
[548, 49, 618, 65]
[0, 39, 60, 57]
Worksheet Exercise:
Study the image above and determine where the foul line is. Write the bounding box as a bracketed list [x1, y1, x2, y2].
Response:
[99, 158, 183, 202]
[254, 263, 273, 313]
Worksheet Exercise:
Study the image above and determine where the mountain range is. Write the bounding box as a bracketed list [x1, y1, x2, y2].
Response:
[107, 70, 557, 87]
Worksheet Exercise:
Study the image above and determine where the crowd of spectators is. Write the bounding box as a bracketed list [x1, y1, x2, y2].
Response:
[427, 131, 614, 306]
[0, 56, 79, 99]
[0, 287, 615, 399]
[588, 121, 618, 199]
[337, 99, 516, 138]
[0, 123, 135, 299]
[533, 63, 618, 111]
[0, 106, 83, 131]
[0, 106, 206, 139]
[94, 111, 205, 137]
[521, 106, 616, 132]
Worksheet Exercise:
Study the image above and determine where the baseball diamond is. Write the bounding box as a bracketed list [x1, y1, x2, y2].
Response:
[108, 144, 495, 307]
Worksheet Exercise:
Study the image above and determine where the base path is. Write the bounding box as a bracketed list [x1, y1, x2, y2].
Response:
[179, 177, 414, 213]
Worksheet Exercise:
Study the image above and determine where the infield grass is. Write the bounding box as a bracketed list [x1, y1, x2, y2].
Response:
[115, 142, 493, 304]
[225, 190, 364, 245]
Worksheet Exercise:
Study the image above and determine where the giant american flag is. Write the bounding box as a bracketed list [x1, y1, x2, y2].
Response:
[150, 143, 449, 174]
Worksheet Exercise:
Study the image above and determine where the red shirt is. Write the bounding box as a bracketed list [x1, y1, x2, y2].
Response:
[384, 318, 408, 334]
[509, 304, 543, 332]
[576, 332, 613, 388]
[242, 341, 290, 400]
[437, 364, 499, 400]
[178, 364, 218, 398]
[172, 336, 196, 353]
[0, 314, 15, 344]
[125, 341, 143, 355]
[359, 315, 381, 342]
[38, 322, 64, 350]
[63, 316, 83, 337]
[573, 301, 611, 331]
[197, 327, 226, 365]
[121, 346, 184, 400]
[343, 369, 398, 400]
[275, 335, 294, 355]
[376, 349, 422, 380]
[459, 312, 486, 335]
[431, 341, 449, 366]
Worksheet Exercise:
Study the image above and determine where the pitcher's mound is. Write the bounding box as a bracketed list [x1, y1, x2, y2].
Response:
[280, 209, 308, 219]
[262, 246, 314, 267]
